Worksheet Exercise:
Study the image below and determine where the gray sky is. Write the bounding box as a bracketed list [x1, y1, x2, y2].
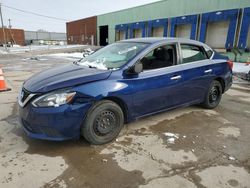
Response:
[1, 0, 160, 33]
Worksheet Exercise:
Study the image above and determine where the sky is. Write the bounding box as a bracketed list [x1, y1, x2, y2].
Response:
[0, 0, 160, 33]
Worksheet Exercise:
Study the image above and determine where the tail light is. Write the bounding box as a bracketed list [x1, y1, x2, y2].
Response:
[227, 60, 233, 70]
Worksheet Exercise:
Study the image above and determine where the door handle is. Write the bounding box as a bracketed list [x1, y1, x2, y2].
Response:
[204, 69, 212, 73]
[171, 75, 182, 80]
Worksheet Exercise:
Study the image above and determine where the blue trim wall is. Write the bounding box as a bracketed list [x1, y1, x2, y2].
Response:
[199, 9, 239, 49]
[129, 21, 147, 38]
[170, 15, 198, 40]
[238, 7, 250, 49]
[115, 24, 129, 39]
[147, 18, 168, 37]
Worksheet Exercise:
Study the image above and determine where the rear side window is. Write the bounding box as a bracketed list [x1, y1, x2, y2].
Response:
[203, 45, 214, 58]
[180, 44, 207, 64]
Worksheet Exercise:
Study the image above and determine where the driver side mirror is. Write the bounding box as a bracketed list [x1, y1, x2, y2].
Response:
[126, 61, 143, 75]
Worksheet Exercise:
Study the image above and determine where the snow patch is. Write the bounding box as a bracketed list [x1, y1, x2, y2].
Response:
[163, 132, 179, 138]
[233, 62, 250, 74]
[228, 156, 236, 161]
[78, 60, 107, 70]
[163, 132, 179, 144]
[0, 45, 85, 54]
[48, 52, 83, 59]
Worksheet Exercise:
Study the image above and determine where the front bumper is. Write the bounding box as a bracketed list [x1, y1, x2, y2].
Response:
[18, 102, 92, 141]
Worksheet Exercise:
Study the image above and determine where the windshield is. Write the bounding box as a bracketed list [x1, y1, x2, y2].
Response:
[77, 42, 148, 70]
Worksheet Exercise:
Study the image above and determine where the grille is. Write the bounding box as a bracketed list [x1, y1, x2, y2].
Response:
[42, 127, 62, 137]
[22, 120, 41, 133]
[22, 120, 62, 137]
[21, 88, 30, 102]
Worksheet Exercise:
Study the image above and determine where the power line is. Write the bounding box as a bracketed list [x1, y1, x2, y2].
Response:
[3, 7, 65, 24]
[2, 4, 68, 22]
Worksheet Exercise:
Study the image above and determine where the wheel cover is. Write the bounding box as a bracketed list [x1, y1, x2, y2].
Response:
[94, 110, 117, 136]
[209, 86, 220, 104]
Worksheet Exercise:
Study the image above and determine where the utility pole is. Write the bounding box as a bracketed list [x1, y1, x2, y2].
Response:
[8, 18, 15, 45]
[8, 18, 11, 28]
[0, 3, 7, 50]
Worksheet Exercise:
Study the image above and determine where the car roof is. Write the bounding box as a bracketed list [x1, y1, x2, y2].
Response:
[118, 37, 207, 47]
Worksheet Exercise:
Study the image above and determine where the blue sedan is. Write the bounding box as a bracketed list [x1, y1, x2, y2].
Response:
[18, 38, 233, 144]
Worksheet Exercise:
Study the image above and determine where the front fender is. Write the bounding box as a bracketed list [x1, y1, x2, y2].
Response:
[74, 79, 134, 120]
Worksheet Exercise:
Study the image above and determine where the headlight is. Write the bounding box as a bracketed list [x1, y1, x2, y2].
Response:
[32, 90, 76, 107]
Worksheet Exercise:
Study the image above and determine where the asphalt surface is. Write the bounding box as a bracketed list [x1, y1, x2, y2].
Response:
[0, 49, 250, 188]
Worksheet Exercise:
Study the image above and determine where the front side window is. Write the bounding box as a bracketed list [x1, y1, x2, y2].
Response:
[180, 44, 207, 64]
[141, 44, 176, 70]
[77, 42, 148, 70]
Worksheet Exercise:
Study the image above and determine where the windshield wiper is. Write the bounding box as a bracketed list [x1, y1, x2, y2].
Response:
[73, 61, 97, 69]
[73, 59, 83, 65]
[87, 65, 97, 69]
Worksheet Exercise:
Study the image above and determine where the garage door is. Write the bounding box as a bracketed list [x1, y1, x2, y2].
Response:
[152, 27, 164, 37]
[205, 21, 229, 49]
[134, 29, 142, 38]
[176, 24, 191, 39]
[119, 31, 126, 40]
[247, 25, 250, 48]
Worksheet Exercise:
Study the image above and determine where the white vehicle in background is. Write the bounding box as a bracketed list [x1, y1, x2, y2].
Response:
[233, 62, 250, 81]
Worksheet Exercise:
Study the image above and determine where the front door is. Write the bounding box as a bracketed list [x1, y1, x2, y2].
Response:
[126, 44, 185, 118]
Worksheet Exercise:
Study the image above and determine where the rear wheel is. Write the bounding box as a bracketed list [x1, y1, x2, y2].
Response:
[82, 100, 124, 145]
[202, 80, 222, 109]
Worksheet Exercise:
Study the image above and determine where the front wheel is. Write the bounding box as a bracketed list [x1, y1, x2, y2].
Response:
[82, 100, 124, 145]
[202, 80, 222, 109]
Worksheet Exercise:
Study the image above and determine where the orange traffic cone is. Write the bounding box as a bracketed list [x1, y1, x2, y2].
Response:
[0, 68, 11, 92]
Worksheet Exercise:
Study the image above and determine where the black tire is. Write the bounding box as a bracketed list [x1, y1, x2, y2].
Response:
[202, 80, 222, 109]
[82, 100, 124, 145]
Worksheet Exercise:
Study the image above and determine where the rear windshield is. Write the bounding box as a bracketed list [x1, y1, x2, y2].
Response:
[77, 42, 148, 70]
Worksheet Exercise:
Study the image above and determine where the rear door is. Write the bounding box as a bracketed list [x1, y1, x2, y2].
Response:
[178, 43, 212, 104]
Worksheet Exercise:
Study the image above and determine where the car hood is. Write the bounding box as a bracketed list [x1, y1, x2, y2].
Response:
[24, 64, 112, 93]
